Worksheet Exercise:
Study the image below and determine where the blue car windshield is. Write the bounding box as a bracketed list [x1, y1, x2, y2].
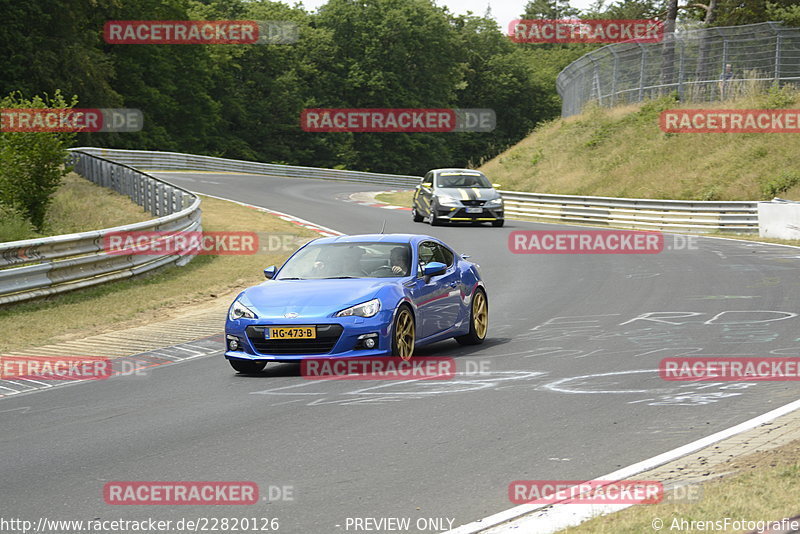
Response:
[276, 242, 413, 280]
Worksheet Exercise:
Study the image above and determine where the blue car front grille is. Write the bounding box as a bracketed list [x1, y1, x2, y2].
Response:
[245, 324, 344, 355]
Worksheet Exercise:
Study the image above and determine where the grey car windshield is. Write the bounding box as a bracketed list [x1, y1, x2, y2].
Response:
[276, 242, 413, 279]
[436, 173, 492, 188]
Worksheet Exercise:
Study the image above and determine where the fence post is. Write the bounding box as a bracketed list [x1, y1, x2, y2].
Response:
[589, 55, 601, 106]
[721, 38, 729, 99]
[610, 48, 618, 107]
[638, 43, 646, 102]
[677, 40, 685, 100]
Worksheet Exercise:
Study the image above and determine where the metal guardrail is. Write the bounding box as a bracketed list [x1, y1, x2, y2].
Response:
[501, 190, 758, 232]
[77, 147, 759, 234]
[557, 22, 800, 117]
[0, 150, 202, 305]
[0, 147, 759, 306]
[72, 147, 422, 188]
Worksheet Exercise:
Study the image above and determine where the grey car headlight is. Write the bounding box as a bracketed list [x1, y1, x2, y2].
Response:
[336, 298, 381, 318]
[437, 196, 461, 207]
[485, 198, 503, 207]
[229, 300, 257, 321]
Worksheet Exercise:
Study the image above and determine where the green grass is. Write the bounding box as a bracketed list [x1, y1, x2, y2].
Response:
[0, 172, 153, 242]
[563, 439, 800, 533]
[480, 88, 800, 201]
[375, 190, 414, 207]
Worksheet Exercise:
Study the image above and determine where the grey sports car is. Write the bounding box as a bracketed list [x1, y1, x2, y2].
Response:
[411, 168, 504, 227]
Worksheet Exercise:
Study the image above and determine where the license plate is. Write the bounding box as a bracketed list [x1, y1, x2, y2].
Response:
[267, 326, 316, 339]
[466, 207, 483, 213]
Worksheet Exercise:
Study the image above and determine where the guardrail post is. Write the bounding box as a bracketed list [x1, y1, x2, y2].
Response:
[156, 183, 164, 217]
[145, 179, 152, 214]
[169, 187, 177, 214]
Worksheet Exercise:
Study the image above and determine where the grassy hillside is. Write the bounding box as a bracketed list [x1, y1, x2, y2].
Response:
[479, 86, 800, 201]
[0, 173, 153, 242]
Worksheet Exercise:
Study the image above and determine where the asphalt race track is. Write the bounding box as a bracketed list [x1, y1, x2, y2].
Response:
[3, 171, 800, 533]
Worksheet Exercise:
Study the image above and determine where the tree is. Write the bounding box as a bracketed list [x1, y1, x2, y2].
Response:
[660, 0, 679, 90]
[314, 0, 463, 173]
[0, 92, 77, 231]
[522, 0, 581, 19]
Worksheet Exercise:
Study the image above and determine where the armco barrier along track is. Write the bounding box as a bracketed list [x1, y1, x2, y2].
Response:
[501, 191, 758, 233]
[0, 148, 760, 304]
[0, 150, 201, 305]
[74, 147, 422, 188]
[72, 148, 760, 233]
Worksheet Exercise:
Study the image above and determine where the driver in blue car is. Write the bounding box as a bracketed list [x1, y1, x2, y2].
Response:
[389, 246, 410, 276]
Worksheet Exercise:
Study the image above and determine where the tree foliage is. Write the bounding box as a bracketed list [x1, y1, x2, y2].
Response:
[0, 0, 792, 182]
[0, 91, 77, 231]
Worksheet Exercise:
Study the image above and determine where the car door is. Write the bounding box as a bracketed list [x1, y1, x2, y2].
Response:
[430, 243, 461, 332]
[411, 241, 461, 338]
[414, 172, 434, 216]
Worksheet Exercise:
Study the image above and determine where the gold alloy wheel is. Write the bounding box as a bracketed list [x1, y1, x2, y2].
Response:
[473, 290, 488, 339]
[394, 308, 415, 361]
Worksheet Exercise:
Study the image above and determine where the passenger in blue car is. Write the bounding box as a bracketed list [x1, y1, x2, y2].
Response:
[310, 245, 366, 277]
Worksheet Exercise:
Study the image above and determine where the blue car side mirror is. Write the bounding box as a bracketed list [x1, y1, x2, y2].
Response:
[264, 266, 277, 279]
[422, 261, 446, 278]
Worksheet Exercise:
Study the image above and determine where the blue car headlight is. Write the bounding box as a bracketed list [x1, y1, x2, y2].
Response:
[229, 299, 257, 321]
[336, 298, 381, 318]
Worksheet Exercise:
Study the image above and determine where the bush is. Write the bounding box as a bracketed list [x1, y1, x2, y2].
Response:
[0, 205, 36, 242]
[0, 91, 77, 232]
[761, 171, 800, 199]
[758, 84, 798, 109]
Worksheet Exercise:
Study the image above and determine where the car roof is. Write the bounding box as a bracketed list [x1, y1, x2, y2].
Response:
[428, 168, 486, 175]
[310, 233, 440, 246]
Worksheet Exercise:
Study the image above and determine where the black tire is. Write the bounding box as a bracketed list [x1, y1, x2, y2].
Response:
[391, 305, 416, 360]
[456, 288, 488, 346]
[412, 207, 424, 223]
[492, 220, 505, 227]
[229, 359, 267, 374]
[428, 201, 444, 226]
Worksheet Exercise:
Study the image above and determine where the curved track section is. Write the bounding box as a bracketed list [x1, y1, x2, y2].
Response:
[2, 171, 799, 533]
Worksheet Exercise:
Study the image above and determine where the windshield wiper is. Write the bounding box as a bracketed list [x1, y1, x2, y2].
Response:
[278, 277, 305, 280]
[321, 276, 359, 279]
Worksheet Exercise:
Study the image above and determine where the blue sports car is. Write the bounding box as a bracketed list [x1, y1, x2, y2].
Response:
[224, 234, 488, 373]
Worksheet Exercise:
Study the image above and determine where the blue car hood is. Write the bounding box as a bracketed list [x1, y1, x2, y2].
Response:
[241, 279, 386, 318]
